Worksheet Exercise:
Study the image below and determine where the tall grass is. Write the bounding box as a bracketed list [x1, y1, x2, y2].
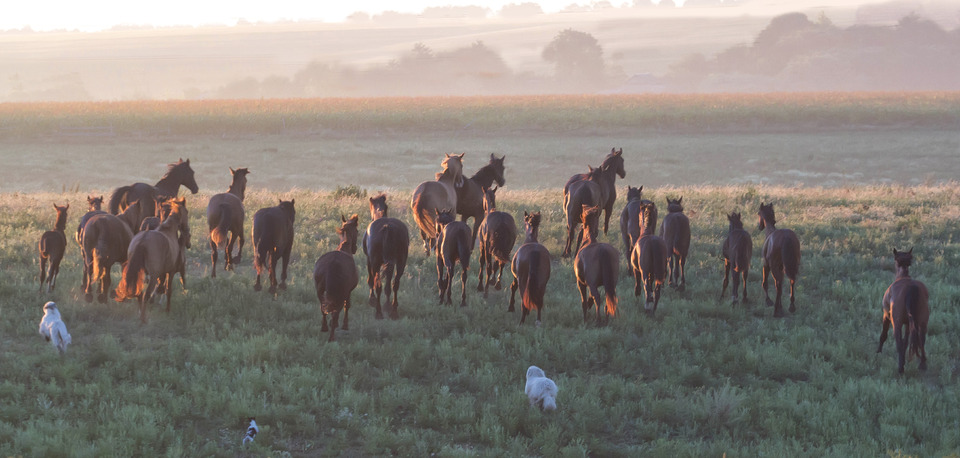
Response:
[1, 185, 959, 456]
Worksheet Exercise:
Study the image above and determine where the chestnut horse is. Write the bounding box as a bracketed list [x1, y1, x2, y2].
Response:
[363, 194, 409, 320]
[476, 186, 517, 298]
[115, 198, 189, 323]
[38, 203, 69, 293]
[561, 165, 602, 257]
[435, 209, 472, 307]
[75, 195, 105, 246]
[207, 167, 249, 276]
[510, 211, 551, 326]
[720, 212, 753, 305]
[564, 148, 625, 234]
[631, 202, 667, 316]
[411, 153, 465, 255]
[109, 158, 199, 218]
[314, 214, 360, 342]
[878, 248, 930, 374]
[574, 205, 619, 325]
[252, 199, 296, 294]
[619, 185, 653, 257]
[80, 201, 143, 303]
[457, 154, 506, 244]
[758, 202, 801, 317]
[659, 197, 690, 291]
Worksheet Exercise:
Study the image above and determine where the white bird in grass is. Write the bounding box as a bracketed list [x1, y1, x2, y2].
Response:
[242, 418, 259, 445]
[38, 301, 71, 354]
[525, 365, 558, 411]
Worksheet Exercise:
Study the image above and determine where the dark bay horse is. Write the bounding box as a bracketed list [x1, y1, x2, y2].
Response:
[510, 211, 551, 326]
[38, 203, 69, 293]
[80, 201, 143, 303]
[574, 205, 619, 325]
[758, 202, 801, 317]
[75, 195, 104, 246]
[115, 198, 189, 323]
[631, 202, 667, 316]
[878, 248, 930, 374]
[435, 209, 472, 307]
[314, 214, 360, 342]
[659, 197, 690, 292]
[720, 212, 753, 305]
[363, 194, 409, 320]
[207, 167, 249, 276]
[252, 199, 296, 294]
[564, 148, 625, 234]
[619, 185, 653, 256]
[411, 153, 465, 255]
[109, 158, 199, 218]
[476, 186, 517, 298]
[456, 154, 506, 244]
[562, 166, 602, 257]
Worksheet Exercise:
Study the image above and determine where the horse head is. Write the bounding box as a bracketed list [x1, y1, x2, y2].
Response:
[639, 202, 658, 236]
[87, 195, 104, 211]
[442, 153, 465, 187]
[278, 199, 296, 222]
[488, 153, 506, 187]
[228, 167, 250, 199]
[666, 197, 684, 213]
[163, 197, 191, 249]
[435, 208, 456, 234]
[482, 186, 498, 214]
[169, 158, 199, 194]
[626, 186, 643, 202]
[337, 214, 360, 254]
[727, 212, 744, 231]
[369, 193, 388, 220]
[893, 248, 914, 268]
[757, 202, 776, 231]
[523, 211, 542, 242]
[604, 148, 626, 179]
[581, 204, 602, 240]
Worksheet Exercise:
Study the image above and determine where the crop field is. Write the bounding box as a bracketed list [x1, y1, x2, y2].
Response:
[1, 94, 960, 456]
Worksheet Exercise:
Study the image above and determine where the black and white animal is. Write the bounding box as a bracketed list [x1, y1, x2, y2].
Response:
[524, 366, 558, 411]
[242, 417, 259, 445]
[38, 301, 71, 354]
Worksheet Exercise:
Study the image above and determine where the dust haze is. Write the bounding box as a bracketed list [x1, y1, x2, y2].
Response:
[2, 0, 959, 101]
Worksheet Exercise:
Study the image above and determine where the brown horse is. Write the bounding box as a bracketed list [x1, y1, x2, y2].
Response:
[456, 154, 506, 244]
[109, 158, 199, 218]
[619, 185, 653, 257]
[878, 248, 930, 374]
[207, 167, 249, 276]
[509, 211, 551, 326]
[363, 194, 409, 320]
[435, 209, 472, 307]
[38, 203, 69, 293]
[80, 201, 143, 303]
[720, 212, 753, 305]
[75, 195, 104, 246]
[631, 202, 667, 316]
[758, 202, 801, 317]
[314, 214, 360, 342]
[564, 148, 625, 234]
[252, 199, 296, 293]
[574, 205, 619, 325]
[561, 165, 603, 257]
[476, 186, 517, 298]
[659, 197, 690, 292]
[411, 153, 465, 255]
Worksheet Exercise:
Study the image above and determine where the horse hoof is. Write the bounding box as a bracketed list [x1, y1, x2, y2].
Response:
[677, 285, 685, 293]
[765, 298, 774, 307]
[789, 304, 796, 313]
[460, 301, 467, 308]
[278, 283, 287, 291]
[375, 312, 384, 320]
[773, 310, 785, 318]
[98, 294, 108, 304]
[919, 361, 928, 371]
[253, 283, 262, 292]
[84, 293, 93, 303]
[389, 311, 400, 320]
[494, 283, 502, 291]
[507, 306, 515, 312]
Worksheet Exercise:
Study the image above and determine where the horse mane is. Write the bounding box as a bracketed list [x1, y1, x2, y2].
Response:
[639, 203, 658, 236]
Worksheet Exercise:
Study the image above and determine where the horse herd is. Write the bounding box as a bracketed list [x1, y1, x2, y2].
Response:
[34, 152, 930, 372]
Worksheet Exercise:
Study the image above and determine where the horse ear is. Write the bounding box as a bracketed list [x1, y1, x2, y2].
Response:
[458, 153, 465, 159]
[490, 153, 496, 162]
[678, 197, 683, 204]
[524, 211, 529, 218]
[230, 167, 235, 174]
[908, 247, 913, 254]
[341, 214, 347, 223]
[638, 185, 642, 193]
[893, 249, 899, 256]
[52, 202, 58, 209]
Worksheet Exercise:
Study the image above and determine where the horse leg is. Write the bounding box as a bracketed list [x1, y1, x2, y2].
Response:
[209, 240, 218, 278]
[509, 277, 518, 312]
[740, 269, 749, 304]
[519, 305, 528, 325]
[720, 259, 731, 301]
[877, 313, 891, 353]
[918, 324, 928, 371]
[233, 232, 244, 265]
[50, 257, 61, 292]
[494, 261, 505, 290]
[341, 299, 350, 330]
[367, 260, 381, 313]
[562, 223, 575, 258]
[39, 256, 47, 292]
[577, 281, 590, 322]
[225, 232, 237, 270]
[761, 264, 773, 307]
[602, 204, 612, 235]
[165, 272, 173, 313]
[267, 254, 278, 294]
[894, 321, 906, 374]
[644, 276, 655, 316]
[458, 262, 468, 307]
[321, 312, 330, 332]
[437, 255, 446, 304]
[772, 270, 785, 318]
[99, 268, 112, 304]
[677, 254, 686, 292]
[278, 251, 290, 291]
[589, 285, 605, 325]
[389, 263, 402, 319]
[476, 246, 486, 293]
[788, 276, 797, 313]
[253, 258, 263, 291]
[653, 280, 662, 313]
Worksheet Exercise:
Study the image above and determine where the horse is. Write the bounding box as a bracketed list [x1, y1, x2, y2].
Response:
[435, 209, 472, 307]
[574, 205, 619, 325]
[207, 167, 249, 276]
[456, 154, 506, 244]
[619, 186, 654, 257]
[630, 202, 667, 316]
[363, 193, 409, 320]
[115, 198, 189, 323]
[314, 214, 360, 342]
[411, 153, 465, 255]
[758, 202, 801, 317]
[75, 195, 104, 246]
[878, 248, 930, 374]
[659, 197, 691, 292]
[38, 203, 69, 293]
[561, 165, 603, 258]
[509, 211, 551, 326]
[108, 158, 199, 218]
[720, 212, 753, 305]
[564, 148, 625, 234]
[476, 186, 517, 298]
[252, 199, 296, 293]
[80, 200, 143, 303]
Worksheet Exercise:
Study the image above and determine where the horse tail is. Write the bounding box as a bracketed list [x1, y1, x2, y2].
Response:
[602, 250, 618, 317]
[782, 233, 800, 281]
[905, 284, 922, 361]
[210, 203, 231, 249]
[108, 186, 131, 215]
[116, 244, 146, 301]
[523, 254, 543, 313]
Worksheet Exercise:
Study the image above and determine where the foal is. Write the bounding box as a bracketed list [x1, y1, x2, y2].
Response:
[39, 203, 69, 293]
[363, 194, 409, 320]
[659, 197, 690, 291]
[574, 205, 619, 325]
[878, 248, 930, 374]
[720, 212, 753, 305]
[476, 186, 517, 298]
[631, 202, 667, 316]
[314, 215, 360, 342]
[758, 203, 801, 317]
[436, 209, 472, 307]
[510, 211, 551, 326]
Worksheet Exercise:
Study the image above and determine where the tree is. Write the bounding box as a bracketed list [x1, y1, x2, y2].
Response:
[542, 28, 606, 91]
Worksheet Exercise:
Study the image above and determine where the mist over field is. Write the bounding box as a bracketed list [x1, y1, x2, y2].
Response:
[2, 0, 960, 101]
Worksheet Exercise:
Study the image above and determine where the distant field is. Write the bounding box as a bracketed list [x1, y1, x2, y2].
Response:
[1, 93, 958, 192]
